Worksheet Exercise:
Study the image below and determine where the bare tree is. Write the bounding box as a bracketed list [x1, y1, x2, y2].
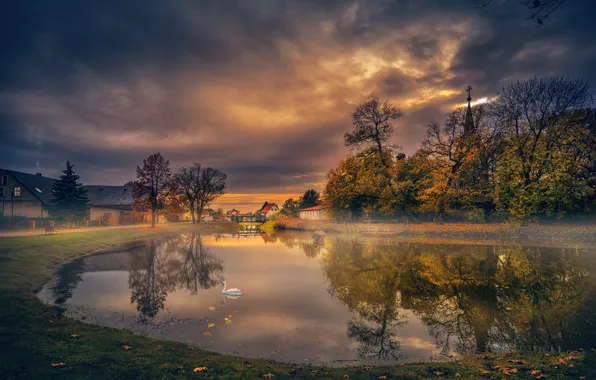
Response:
[345, 94, 402, 167]
[196, 167, 227, 223]
[173, 163, 202, 223]
[135, 152, 172, 227]
[476, 0, 568, 25]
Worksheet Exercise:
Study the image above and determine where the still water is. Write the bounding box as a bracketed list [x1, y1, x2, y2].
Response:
[38, 230, 596, 366]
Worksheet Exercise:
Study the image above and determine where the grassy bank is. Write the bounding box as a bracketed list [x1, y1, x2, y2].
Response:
[1, 223, 594, 379]
[273, 218, 596, 249]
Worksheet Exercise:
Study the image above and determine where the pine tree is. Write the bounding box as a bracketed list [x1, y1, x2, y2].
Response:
[51, 161, 89, 221]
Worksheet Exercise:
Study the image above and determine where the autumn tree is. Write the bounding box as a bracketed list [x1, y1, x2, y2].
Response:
[195, 167, 227, 223]
[135, 152, 172, 227]
[325, 152, 395, 219]
[492, 77, 593, 221]
[51, 161, 89, 222]
[419, 104, 502, 222]
[345, 94, 402, 167]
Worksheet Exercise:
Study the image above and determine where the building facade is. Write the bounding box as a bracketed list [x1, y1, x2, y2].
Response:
[299, 205, 328, 220]
[0, 169, 54, 217]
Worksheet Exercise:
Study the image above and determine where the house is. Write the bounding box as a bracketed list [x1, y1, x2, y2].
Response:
[201, 208, 216, 222]
[299, 205, 328, 220]
[256, 202, 279, 218]
[85, 185, 152, 225]
[0, 169, 55, 217]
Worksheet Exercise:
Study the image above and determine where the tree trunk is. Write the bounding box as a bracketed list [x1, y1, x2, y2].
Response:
[196, 205, 203, 224]
[151, 199, 157, 227]
[190, 201, 196, 224]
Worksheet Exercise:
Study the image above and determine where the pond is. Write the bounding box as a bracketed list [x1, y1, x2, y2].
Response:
[37, 230, 596, 366]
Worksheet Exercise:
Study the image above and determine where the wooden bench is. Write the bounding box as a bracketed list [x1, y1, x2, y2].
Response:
[45, 226, 57, 235]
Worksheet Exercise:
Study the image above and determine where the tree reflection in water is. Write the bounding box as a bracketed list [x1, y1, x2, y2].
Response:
[128, 233, 223, 321]
[320, 237, 596, 359]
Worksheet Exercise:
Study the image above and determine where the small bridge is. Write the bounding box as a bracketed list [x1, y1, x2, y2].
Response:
[231, 214, 267, 223]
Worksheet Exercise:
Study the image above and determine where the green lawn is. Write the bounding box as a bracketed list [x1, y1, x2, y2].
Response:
[0, 223, 594, 379]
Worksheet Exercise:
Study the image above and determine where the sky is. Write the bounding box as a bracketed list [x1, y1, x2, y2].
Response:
[1, 0, 595, 211]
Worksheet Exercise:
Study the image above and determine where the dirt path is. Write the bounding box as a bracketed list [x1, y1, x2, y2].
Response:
[0, 222, 190, 237]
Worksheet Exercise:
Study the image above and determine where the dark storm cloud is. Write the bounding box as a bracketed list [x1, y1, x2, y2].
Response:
[1, 0, 595, 209]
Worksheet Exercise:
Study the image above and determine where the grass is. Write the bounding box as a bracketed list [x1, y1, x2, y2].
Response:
[1, 222, 594, 379]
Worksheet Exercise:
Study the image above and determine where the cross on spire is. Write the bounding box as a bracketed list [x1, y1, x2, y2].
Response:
[466, 85, 473, 102]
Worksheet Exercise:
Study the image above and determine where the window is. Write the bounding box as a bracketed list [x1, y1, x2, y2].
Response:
[1, 175, 6, 186]
[0, 188, 4, 197]
[14, 187, 21, 197]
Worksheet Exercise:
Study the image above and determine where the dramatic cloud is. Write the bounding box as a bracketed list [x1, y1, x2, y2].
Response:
[1, 0, 595, 210]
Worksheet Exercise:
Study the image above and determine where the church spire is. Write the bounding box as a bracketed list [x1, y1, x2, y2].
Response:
[464, 85, 474, 135]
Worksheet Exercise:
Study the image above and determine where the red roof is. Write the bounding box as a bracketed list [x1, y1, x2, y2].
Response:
[260, 203, 278, 213]
[300, 205, 326, 211]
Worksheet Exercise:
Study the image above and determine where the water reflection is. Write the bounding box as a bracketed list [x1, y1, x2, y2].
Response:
[41, 232, 596, 364]
[322, 237, 596, 357]
[128, 234, 223, 320]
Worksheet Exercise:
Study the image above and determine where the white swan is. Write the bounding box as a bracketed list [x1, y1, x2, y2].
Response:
[222, 281, 244, 295]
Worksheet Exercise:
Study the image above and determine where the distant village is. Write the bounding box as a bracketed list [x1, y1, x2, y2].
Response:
[0, 167, 328, 229]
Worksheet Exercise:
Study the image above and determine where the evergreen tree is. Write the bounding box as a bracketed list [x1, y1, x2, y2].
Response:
[300, 189, 321, 209]
[51, 161, 89, 221]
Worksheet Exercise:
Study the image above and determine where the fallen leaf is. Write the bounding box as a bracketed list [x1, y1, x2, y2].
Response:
[544, 354, 550, 357]
[203, 332, 212, 337]
[208, 323, 215, 328]
[531, 370, 542, 375]
[50, 362, 65, 367]
[193, 366, 207, 372]
[455, 373, 461, 377]
[569, 364, 574, 368]
[263, 374, 275, 379]
[122, 345, 132, 351]
[225, 319, 232, 325]
[71, 334, 79, 338]
[208, 306, 215, 311]
[379, 376, 387, 379]
[227, 314, 233, 318]
[343, 375, 349, 379]
[435, 371, 444, 376]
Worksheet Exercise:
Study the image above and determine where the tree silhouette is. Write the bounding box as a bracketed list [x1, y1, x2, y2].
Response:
[51, 161, 89, 221]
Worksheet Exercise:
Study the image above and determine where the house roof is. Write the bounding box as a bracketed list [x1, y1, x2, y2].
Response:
[3, 169, 57, 204]
[85, 185, 134, 207]
[300, 205, 327, 211]
[260, 203, 278, 213]
[226, 208, 240, 214]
